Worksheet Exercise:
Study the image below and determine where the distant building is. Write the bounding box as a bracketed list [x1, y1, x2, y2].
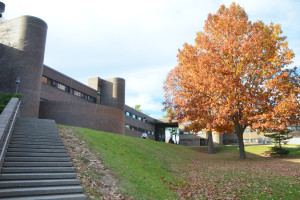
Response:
[178, 125, 300, 146]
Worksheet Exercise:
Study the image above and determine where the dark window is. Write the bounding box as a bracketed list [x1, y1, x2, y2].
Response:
[81, 93, 88, 100]
[88, 96, 96, 103]
[51, 80, 57, 87]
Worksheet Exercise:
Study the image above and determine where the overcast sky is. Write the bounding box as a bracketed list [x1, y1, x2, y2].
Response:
[3, 0, 300, 118]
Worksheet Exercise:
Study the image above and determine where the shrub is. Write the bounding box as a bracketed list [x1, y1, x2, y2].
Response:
[0, 92, 21, 114]
[270, 146, 289, 157]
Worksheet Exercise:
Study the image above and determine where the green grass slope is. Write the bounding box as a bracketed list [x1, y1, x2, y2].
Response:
[62, 126, 196, 199]
[59, 125, 300, 200]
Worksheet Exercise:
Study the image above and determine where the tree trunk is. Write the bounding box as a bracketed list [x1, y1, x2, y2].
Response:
[234, 121, 246, 159]
[207, 131, 214, 154]
[236, 132, 246, 159]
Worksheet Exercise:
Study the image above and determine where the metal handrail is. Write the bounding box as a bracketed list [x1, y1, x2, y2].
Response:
[0, 100, 21, 172]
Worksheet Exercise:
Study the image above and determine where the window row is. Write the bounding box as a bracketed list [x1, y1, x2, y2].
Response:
[180, 138, 200, 142]
[287, 126, 300, 131]
[125, 124, 155, 135]
[42, 76, 96, 103]
[125, 111, 154, 125]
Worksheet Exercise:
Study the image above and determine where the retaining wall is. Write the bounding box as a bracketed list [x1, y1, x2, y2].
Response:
[39, 100, 125, 134]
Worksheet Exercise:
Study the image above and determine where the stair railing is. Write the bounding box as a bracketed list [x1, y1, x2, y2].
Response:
[0, 99, 21, 172]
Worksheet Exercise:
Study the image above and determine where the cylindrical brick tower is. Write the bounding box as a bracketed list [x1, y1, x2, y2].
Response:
[0, 16, 48, 118]
[101, 77, 125, 111]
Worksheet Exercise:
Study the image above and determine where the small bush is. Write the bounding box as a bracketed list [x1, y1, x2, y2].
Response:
[0, 92, 21, 114]
[270, 146, 289, 157]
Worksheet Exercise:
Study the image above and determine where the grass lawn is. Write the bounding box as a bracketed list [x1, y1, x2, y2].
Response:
[58, 125, 300, 200]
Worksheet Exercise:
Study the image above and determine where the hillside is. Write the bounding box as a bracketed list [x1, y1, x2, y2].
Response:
[58, 125, 300, 200]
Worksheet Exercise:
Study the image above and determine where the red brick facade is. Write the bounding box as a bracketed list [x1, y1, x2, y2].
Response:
[39, 100, 124, 134]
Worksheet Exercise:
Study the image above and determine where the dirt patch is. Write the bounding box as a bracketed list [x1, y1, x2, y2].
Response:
[58, 126, 129, 200]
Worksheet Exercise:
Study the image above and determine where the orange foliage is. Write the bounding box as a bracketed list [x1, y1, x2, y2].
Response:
[163, 3, 299, 157]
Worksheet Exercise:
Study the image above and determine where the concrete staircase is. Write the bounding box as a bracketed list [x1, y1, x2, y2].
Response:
[0, 118, 86, 200]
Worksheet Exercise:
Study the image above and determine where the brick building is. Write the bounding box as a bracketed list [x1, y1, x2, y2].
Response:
[0, 15, 170, 140]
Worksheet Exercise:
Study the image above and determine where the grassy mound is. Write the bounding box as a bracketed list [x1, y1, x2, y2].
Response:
[60, 126, 196, 199]
[59, 125, 300, 200]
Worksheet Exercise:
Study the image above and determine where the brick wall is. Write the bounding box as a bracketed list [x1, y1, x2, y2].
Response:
[39, 100, 125, 134]
[0, 16, 47, 118]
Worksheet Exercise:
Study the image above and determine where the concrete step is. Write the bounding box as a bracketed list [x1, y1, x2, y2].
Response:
[3, 162, 73, 167]
[5, 157, 70, 162]
[0, 179, 80, 188]
[7, 148, 67, 153]
[10, 138, 62, 142]
[8, 144, 66, 149]
[0, 118, 85, 199]
[0, 193, 86, 200]
[0, 186, 83, 197]
[6, 152, 68, 157]
[12, 136, 61, 140]
[2, 167, 75, 173]
[12, 132, 59, 134]
[12, 133, 59, 136]
[9, 141, 64, 145]
[0, 173, 77, 180]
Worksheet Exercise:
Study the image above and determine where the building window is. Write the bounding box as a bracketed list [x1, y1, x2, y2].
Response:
[51, 80, 58, 87]
[88, 96, 96, 103]
[181, 132, 195, 135]
[125, 124, 130, 129]
[81, 93, 88, 100]
[125, 111, 130, 116]
[73, 90, 81, 97]
[57, 83, 70, 92]
[42, 76, 52, 85]
[287, 126, 296, 131]
[41, 77, 96, 104]
[42, 76, 47, 83]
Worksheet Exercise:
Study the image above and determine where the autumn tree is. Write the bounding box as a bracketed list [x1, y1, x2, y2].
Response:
[134, 105, 142, 112]
[163, 3, 298, 159]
